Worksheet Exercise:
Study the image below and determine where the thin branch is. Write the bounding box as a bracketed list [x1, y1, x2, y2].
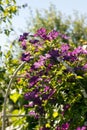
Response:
[1, 114, 45, 118]
[0, 114, 29, 119]
[2, 61, 26, 130]
[10, 75, 26, 78]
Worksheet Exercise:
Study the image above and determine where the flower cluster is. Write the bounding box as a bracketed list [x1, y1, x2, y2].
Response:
[19, 32, 29, 41]
[19, 28, 87, 130]
[34, 28, 69, 41]
[56, 122, 70, 130]
[21, 52, 30, 62]
[76, 126, 87, 130]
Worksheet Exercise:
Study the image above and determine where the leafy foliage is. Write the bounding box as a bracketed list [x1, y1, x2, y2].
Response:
[1, 4, 87, 130]
[16, 28, 87, 130]
[0, 0, 27, 35]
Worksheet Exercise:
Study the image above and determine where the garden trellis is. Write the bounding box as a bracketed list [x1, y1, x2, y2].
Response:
[2, 61, 26, 130]
[2, 59, 42, 130]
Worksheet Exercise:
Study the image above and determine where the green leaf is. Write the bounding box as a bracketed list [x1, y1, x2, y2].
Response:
[11, 109, 19, 121]
[76, 76, 83, 79]
[12, 109, 19, 115]
[4, 29, 10, 36]
[6, 0, 9, 4]
[10, 92, 20, 103]
[0, 5, 4, 12]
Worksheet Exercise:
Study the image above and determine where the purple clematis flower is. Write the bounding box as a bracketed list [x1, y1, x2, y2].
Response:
[63, 104, 70, 111]
[72, 46, 87, 56]
[44, 86, 50, 92]
[47, 30, 59, 41]
[62, 122, 70, 130]
[29, 39, 39, 44]
[34, 60, 44, 69]
[83, 64, 87, 70]
[28, 110, 38, 118]
[61, 34, 69, 40]
[24, 102, 34, 108]
[29, 76, 40, 87]
[61, 44, 70, 53]
[49, 49, 59, 58]
[34, 28, 47, 40]
[24, 91, 36, 100]
[19, 35, 25, 42]
[37, 28, 46, 35]
[21, 40, 26, 50]
[56, 126, 61, 130]
[42, 93, 49, 100]
[33, 54, 50, 69]
[21, 52, 30, 62]
[76, 126, 87, 130]
[63, 51, 77, 62]
[45, 53, 51, 59]
[23, 32, 29, 37]
[56, 122, 70, 130]
[19, 32, 29, 41]
[24, 88, 39, 100]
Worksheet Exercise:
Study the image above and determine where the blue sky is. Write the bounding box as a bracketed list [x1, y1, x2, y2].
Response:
[16, 0, 87, 14]
[1, 0, 87, 49]
[14, 0, 87, 33]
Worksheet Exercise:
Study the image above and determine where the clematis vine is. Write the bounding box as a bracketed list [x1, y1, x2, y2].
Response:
[19, 28, 87, 130]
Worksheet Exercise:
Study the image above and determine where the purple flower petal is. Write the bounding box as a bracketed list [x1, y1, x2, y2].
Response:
[21, 40, 26, 50]
[47, 30, 59, 41]
[34, 28, 47, 40]
[34, 60, 44, 68]
[49, 49, 59, 58]
[81, 126, 87, 130]
[23, 32, 29, 37]
[61, 34, 69, 40]
[61, 44, 70, 53]
[62, 122, 70, 130]
[28, 110, 38, 118]
[21, 52, 30, 62]
[29, 39, 39, 44]
[76, 127, 81, 130]
[24, 102, 34, 108]
[83, 64, 87, 70]
[19, 32, 29, 41]
[63, 104, 70, 111]
[56, 126, 61, 130]
[76, 126, 87, 130]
